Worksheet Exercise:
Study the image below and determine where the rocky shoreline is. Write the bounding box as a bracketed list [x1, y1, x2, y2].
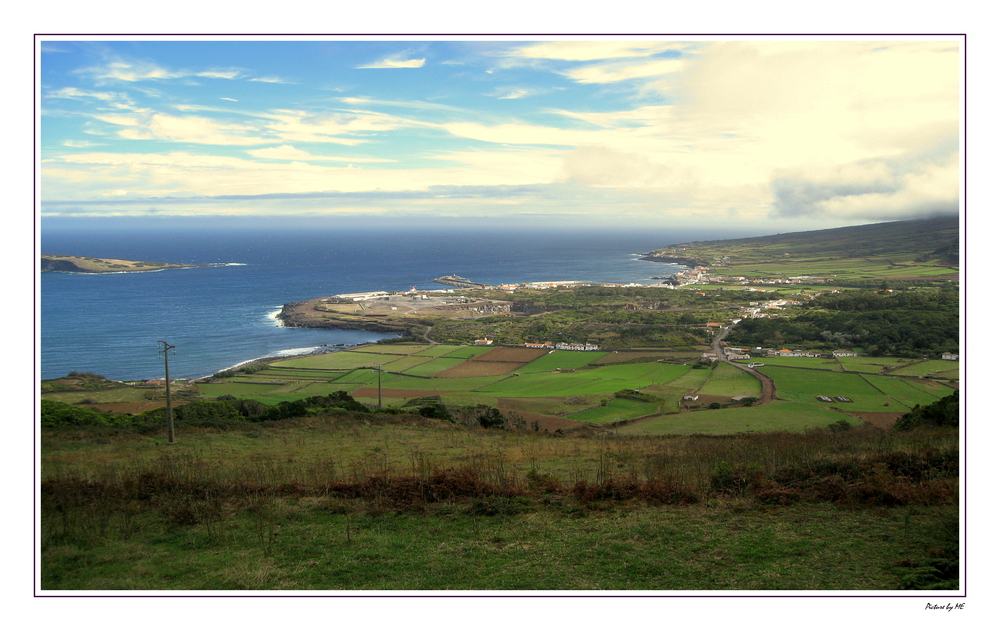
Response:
[637, 254, 704, 267]
[276, 299, 411, 333]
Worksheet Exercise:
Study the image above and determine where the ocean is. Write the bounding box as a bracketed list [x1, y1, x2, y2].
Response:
[40, 223, 724, 381]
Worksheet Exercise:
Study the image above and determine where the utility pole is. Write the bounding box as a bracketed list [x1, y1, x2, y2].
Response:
[374, 364, 382, 409]
[158, 341, 176, 444]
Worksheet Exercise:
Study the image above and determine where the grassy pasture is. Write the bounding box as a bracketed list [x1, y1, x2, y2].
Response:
[620, 401, 859, 435]
[698, 363, 761, 398]
[349, 344, 433, 355]
[438, 345, 494, 359]
[888, 360, 961, 377]
[836, 356, 916, 374]
[737, 357, 840, 370]
[271, 351, 386, 370]
[42, 387, 153, 404]
[397, 356, 467, 377]
[590, 351, 699, 364]
[568, 398, 661, 424]
[760, 366, 909, 412]
[862, 375, 946, 408]
[517, 350, 608, 373]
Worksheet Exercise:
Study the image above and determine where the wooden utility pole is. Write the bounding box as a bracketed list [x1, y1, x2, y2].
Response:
[158, 341, 176, 444]
[374, 364, 382, 409]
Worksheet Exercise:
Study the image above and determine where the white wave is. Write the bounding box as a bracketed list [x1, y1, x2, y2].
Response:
[271, 346, 326, 357]
[224, 263, 247, 266]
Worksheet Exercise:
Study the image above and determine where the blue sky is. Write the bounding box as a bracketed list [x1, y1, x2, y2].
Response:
[39, 37, 961, 230]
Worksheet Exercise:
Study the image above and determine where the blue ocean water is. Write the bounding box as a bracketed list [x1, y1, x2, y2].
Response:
[40, 224, 711, 381]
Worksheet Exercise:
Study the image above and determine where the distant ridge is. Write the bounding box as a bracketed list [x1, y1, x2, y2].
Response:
[647, 215, 959, 266]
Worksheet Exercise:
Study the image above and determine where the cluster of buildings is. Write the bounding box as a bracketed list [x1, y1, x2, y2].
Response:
[521, 342, 602, 351]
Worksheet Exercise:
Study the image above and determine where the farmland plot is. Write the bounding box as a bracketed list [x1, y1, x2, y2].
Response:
[621, 401, 859, 435]
[862, 375, 946, 408]
[698, 363, 761, 398]
[760, 366, 909, 412]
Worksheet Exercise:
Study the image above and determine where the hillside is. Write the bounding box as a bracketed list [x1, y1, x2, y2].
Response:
[644, 215, 960, 281]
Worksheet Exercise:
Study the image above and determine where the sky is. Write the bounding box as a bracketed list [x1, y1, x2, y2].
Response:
[38, 36, 962, 231]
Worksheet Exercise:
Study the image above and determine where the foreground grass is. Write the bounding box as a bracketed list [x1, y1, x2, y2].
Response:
[41, 417, 958, 591]
[42, 499, 955, 591]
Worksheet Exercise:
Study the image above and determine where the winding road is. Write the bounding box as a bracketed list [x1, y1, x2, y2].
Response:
[712, 326, 775, 405]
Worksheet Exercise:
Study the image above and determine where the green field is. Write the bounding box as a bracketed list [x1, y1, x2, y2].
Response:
[567, 398, 661, 424]
[759, 366, 909, 412]
[698, 363, 761, 398]
[737, 356, 840, 370]
[518, 350, 608, 373]
[836, 356, 918, 374]
[862, 375, 947, 408]
[399, 356, 468, 377]
[271, 351, 388, 370]
[887, 360, 961, 377]
[619, 401, 860, 435]
[438, 345, 494, 358]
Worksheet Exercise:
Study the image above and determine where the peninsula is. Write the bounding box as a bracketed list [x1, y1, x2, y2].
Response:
[41, 255, 221, 274]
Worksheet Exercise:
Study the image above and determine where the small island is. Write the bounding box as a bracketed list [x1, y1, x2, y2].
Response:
[41, 255, 219, 274]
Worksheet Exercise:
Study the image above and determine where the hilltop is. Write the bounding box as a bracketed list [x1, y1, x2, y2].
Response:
[644, 215, 960, 282]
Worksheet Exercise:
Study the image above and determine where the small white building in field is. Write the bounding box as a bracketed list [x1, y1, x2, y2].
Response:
[941, 353, 959, 361]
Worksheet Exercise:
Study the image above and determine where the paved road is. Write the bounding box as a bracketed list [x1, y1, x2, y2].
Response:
[712, 326, 775, 405]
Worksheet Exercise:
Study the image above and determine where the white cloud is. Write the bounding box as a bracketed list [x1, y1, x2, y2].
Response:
[246, 145, 394, 162]
[196, 69, 242, 80]
[249, 76, 293, 84]
[356, 54, 426, 69]
[563, 58, 686, 84]
[488, 86, 538, 100]
[508, 41, 691, 62]
[79, 59, 186, 83]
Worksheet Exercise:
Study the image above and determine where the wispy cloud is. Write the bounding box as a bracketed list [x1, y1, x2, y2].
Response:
[488, 86, 539, 100]
[509, 41, 691, 62]
[356, 53, 426, 69]
[196, 69, 242, 80]
[563, 58, 686, 84]
[249, 76, 293, 84]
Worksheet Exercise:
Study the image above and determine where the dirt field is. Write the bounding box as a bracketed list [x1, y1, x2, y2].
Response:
[475, 347, 550, 363]
[88, 401, 168, 414]
[498, 409, 588, 433]
[846, 411, 905, 429]
[435, 361, 522, 378]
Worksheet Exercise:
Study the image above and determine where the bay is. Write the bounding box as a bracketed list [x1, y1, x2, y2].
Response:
[40, 224, 707, 381]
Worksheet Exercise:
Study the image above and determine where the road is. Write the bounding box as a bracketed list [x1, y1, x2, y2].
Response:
[712, 326, 775, 405]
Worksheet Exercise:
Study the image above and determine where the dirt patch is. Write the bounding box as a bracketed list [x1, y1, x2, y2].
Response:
[88, 401, 167, 415]
[846, 411, 906, 429]
[915, 380, 955, 391]
[500, 410, 588, 433]
[474, 347, 550, 363]
[435, 361, 521, 378]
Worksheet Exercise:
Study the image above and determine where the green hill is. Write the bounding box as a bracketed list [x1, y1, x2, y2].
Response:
[645, 215, 960, 281]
